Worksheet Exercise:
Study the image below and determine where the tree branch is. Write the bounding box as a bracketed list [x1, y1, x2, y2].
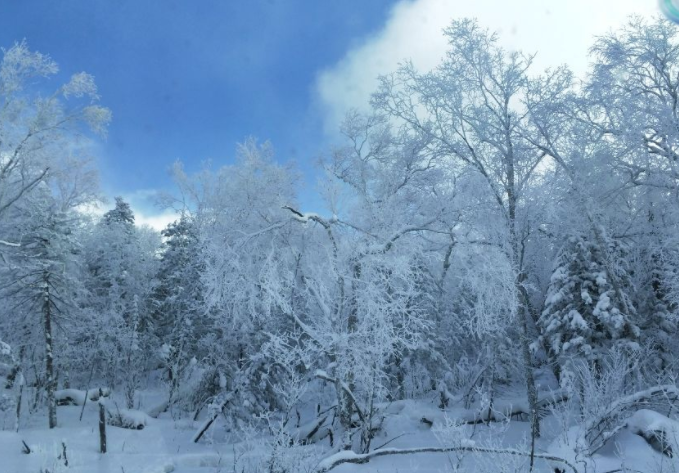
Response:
[315, 445, 579, 473]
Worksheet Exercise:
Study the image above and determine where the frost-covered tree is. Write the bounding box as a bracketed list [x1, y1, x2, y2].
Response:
[587, 17, 679, 193]
[0, 191, 84, 428]
[371, 19, 556, 445]
[102, 196, 135, 227]
[150, 214, 209, 408]
[84, 197, 152, 319]
[537, 234, 639, 383]
[81, 197, 159, 400]
[0, 41, 110, 227]
[321, 110, 453, 400]
[169, 139, 303, 424]
[526, 16, 679, 381]
[634, 229, 679, 373]
[0, 40, 108, 428]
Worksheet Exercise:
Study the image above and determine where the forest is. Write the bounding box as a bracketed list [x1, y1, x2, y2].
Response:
[2, 15, 679, 473]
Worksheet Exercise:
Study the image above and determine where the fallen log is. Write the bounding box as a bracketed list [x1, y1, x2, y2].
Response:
[192, 393, 234, 443]
[419, 390, 569, 427]
[315, 445, 579, 473]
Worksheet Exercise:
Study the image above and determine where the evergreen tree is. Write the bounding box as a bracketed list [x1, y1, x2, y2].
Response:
[150, 215, 203, 336]
[1, 195, 83, 428]
[102, 197, 135, 228]
[85, 197, 150, 320]
[637, 242, 679, 373]
[82, 197, 159, 393]
[537, 234, 640, 381]
[150, 215, 209, 407]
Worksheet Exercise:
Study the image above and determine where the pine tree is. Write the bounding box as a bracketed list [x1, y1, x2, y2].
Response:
[637, 243, 679, 372]
[85, 197, 148, 320]
[1, 195, 83, 428]
[150, 215, 208, 406]
[82, 197, 158, 390]
[102, 197, 135, 228]
[537, 234, 639, 381]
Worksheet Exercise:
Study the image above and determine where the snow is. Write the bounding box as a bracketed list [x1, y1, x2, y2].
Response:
[106, 405, 152, 430]
[626, 409, 679, 455]
[1, 14, 679, 473]
[627, 409, 679, 435]
[1, 390, 243, 473]
[2, 384, 678, 473]
[0, 340, 12, 357]
[288, 210, 322, 224]
[54, 389, 110, 406]
[315, 369, 329, 379]
[316, 449, 360, 470]
[567, 310, 588, 331]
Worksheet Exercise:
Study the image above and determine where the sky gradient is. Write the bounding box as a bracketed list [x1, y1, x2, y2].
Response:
[0, 0, 663, 228]
[0, 0, 394, 223]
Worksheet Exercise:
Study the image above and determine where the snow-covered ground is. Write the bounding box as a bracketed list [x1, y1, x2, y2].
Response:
[3, 386, 678, 473]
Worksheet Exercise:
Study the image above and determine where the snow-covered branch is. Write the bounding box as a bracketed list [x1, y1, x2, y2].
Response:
[315, 445, 579, 473]
[315, 370, 365, 423]
[586, 385, 679, 454]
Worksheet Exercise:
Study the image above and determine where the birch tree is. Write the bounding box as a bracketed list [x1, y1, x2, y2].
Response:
[371, 20, 552, 453]
[0, 41, 110, 227]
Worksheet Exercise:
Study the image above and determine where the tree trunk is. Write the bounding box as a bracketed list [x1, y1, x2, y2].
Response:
[99, 390, 107, 454]
[337, 378, 353, 450]
[337, 261, 362, 450]
[508, 155, 540, 469]
[43, 273, 57, 429]
[15, 376, 23, 432]
[485, 356, 496, 426]
[517, 272, 540, 470]
[520, 310, 540, 469]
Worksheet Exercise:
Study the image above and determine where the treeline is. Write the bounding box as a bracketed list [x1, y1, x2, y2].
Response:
[1, 16, 679, 463]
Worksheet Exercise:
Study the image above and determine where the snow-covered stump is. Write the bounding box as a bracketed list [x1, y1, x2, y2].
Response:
[55, 389, 89, 406]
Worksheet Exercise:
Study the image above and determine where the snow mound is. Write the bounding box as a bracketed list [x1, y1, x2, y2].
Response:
[54, 388, 110, 406]
[106, 406, 152, 430]
[626, 409, 679, 457]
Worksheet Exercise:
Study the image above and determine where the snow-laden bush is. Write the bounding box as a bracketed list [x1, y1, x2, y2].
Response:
[106, 404, 151, 430]
[0, 339, 21, 430]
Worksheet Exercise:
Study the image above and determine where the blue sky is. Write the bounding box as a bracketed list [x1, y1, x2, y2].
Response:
[0, 0, 659, 228]
[0, 0, 395, 219]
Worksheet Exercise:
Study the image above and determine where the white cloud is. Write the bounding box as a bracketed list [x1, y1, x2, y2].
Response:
[120, 189, 180, 231]
[77, 192, 179, 232]
[134, 209, 179, 231]
[75, 201, 107, 219]
[316, 0, 658, 133]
